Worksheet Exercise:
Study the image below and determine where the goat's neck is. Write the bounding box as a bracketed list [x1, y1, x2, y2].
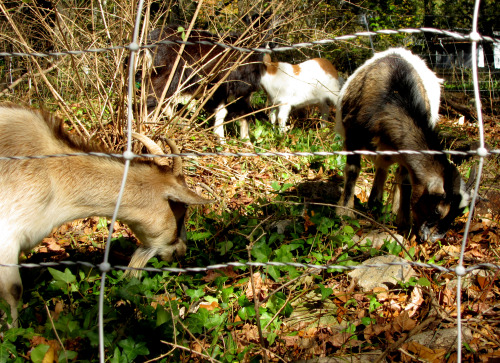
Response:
[403, 155, 445, 187]
[53, 157, 163, 222]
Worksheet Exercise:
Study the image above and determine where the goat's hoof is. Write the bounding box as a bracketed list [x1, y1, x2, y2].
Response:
[160, 240, 187, 262]
[335, 206, 355, 219]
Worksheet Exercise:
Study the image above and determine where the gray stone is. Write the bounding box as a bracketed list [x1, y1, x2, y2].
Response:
[352, 230, 404, 249]
[294, 351, 386, 363]
[348, 255, 417, 291]
[409, 327, 473, 350]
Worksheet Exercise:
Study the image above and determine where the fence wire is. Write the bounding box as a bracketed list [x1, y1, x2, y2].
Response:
[0, 148, 498, 162]
[0, 0, 497, 361]
[2, 259, 499, 275]
[0, 27, 498, 59]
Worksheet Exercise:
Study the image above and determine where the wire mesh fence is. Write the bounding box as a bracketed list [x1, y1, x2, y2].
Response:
[0, 0, 499, 361]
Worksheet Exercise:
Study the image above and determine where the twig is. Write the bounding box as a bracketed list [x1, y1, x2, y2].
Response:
[398, 347, 428, 362]
[160, 340, 223, 363]
[143, 347, 176, 363]
[44, 304, 69, 363]
[260, 267, 321, 306]
[142, 278, 180, 363]
[245, 215, 273, 363]
[169, 317, 219, 363]
[0, 62, 59, 97]
[263, 290, 292, 331]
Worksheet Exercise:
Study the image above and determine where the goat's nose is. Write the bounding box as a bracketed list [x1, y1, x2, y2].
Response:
[179, 223, 187, 243]
[429, 232, 446, 243]
[419, 225, 431, 242]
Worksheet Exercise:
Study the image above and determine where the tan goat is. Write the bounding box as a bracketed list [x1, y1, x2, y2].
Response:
[0, 104, 212, 328]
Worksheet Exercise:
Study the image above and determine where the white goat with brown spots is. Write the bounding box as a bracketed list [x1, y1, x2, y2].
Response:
[0, 104, 212, 328]
[260, 53, 342, 132]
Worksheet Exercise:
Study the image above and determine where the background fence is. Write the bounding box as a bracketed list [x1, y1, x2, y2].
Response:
[0, 0, 499, 361]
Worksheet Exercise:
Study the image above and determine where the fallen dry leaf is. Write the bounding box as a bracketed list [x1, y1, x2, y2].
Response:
[356, 189, 369, 203]
[245, 272, 270, 301]
[391, 311, 416, 333]
[303, 212, 315, 231]
[42, 346, 57, 363]
[202, 266, 238, 283]
[51, 301, 64, 321]
[199, 301, 219, 311]
[373, 287, 389, 302]
[328, 331, 354, 347]
[240, 323, 259, 342]
[364, 323, 390, 340]
[405, 286, 424, 317]
[404, 341, 447, 362]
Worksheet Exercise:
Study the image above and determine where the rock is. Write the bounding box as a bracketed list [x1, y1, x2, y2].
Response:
[352, 230, 404, 249]
[294, 351, 386, 363]
[348, 255, 417, 291]
[409, 327, 473, 350]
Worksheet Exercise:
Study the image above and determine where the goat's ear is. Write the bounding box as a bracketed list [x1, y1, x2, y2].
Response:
[263, 53, 272, 65]
[427, 177, 445, 196]
[164, 185, 213, 205]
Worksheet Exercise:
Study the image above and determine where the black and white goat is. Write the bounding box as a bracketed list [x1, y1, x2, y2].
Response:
[260, 53, 343, 132]
[0, 104, 212, 327]
[141, 26, 263, 143]
[335, 48, 469, 241]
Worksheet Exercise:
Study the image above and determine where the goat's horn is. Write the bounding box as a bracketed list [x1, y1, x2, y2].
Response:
[131, 132, 170, 167]
[165, 138, 182, 176]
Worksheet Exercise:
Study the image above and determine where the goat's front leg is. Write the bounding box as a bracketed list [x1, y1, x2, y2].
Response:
[277, 104, 291, 133]
[269, 108, 277, 126]
[0, 262, 22, 329]
[214, 103, 228, 144]
[394, 166, 411, 233]
[337, 154, 361, 218]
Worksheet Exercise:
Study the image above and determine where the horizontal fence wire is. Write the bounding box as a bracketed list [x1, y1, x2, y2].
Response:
[0, 1, 496, 361]
[1, 260, 499, 274]
[0, 27, 499, 59]
[0, 148, 498, 162]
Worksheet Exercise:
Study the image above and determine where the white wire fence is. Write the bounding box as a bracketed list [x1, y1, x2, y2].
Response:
[0, 0, 499, 361]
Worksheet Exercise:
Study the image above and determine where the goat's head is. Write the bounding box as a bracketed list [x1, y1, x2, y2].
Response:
[126, 133, 212, 275]
[411, 163, 470, 242]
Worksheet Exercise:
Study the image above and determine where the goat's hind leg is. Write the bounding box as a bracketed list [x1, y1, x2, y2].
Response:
[239, 118, 252, 146]
[336, 154, 361, 218]
[368, 156, 391, 212]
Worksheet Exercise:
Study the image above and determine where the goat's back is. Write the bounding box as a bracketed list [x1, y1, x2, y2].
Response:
[0, 104, 92, 158]
[335, 48, 442, 151]
[145, 26, 263, 104]
[261, 57, 341, 107]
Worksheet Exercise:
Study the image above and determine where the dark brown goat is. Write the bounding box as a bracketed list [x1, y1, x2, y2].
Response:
[0, 104, 212, 328]
[141, 26, 264, 143]
[335, 48, 469, 241]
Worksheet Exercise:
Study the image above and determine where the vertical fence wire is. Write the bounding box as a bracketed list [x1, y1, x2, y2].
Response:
[456, 0, 486, 360]
[97, 1, 145, 360]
